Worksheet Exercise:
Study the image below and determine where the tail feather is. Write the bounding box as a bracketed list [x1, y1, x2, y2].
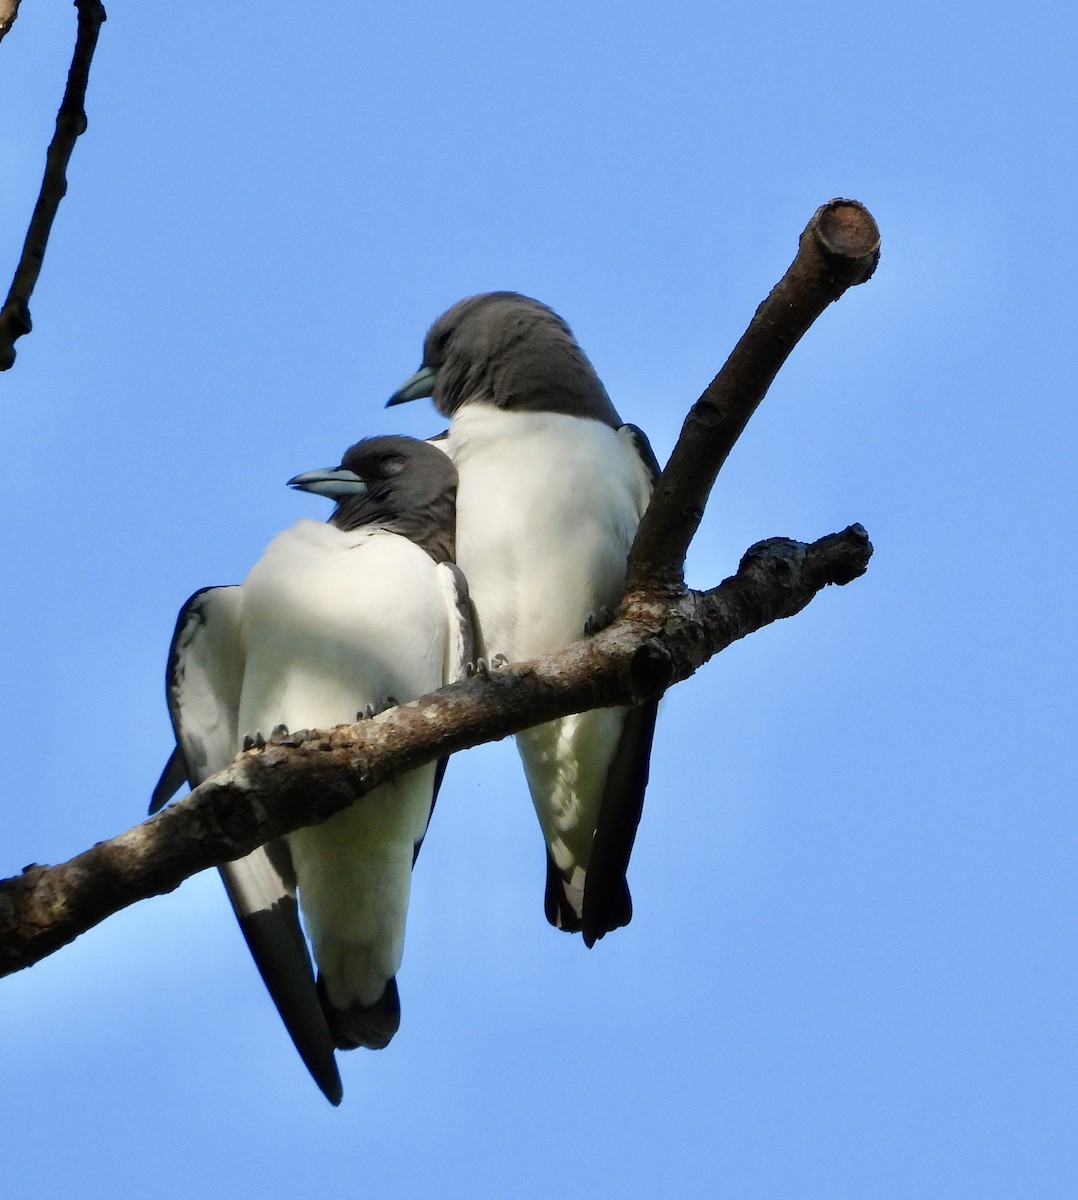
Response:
[318, 975, 401, 1051]
[543, 849, 584, 932]
[580, 698, 659, 946]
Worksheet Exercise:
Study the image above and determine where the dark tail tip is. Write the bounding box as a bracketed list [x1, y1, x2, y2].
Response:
[581, 879, 633, 948]
[318, 975, 401, 1051]
[543, 850, 584, 932]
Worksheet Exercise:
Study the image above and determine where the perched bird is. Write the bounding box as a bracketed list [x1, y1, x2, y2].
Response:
[389, 292, 659, 947]
[150, 435, 473, 1104]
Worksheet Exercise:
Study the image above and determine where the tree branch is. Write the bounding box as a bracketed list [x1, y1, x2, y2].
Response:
[0, 0, 23, 46]
[0, 201, 880, 978]
[0, 0, 107, 371]
[626, 199, 879, 597]
[0, 525, 871, 978]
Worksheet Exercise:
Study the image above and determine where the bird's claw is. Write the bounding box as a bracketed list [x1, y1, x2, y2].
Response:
[584, 606, 614, 637]
[269, 724, 306, 747]
[468, 654, 508, 679]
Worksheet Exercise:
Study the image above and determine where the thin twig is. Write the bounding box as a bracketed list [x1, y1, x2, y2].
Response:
[0, 0, 107, 371]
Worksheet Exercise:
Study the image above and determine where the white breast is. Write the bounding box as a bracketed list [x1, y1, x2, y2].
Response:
[447, 406, 652, 659]
[236, 519, 449, 1007]
[238, 520, 447, 733]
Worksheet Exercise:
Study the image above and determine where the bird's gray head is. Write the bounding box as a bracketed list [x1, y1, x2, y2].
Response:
[387, 292, 622, 427]
[288, 434, 458, 563]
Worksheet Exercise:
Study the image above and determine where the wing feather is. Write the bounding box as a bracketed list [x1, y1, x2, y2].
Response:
[159, 585, 244, 791]
[414, 562, 477, 864]
[151, 584, 341, 1104]
[619, 422, 662, 487]
[438, 561, 477, 683]
[581, 698, 660, 946]
[576, 424, 662, 945]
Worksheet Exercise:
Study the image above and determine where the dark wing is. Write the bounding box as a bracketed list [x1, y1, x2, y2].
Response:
[414, 563, 478, 865]
[219, 848, 341, 1104]
[440, 561, 477, 683]
[581, 699, 660, 947]
[579, 424, 663, 946]
[151, 586, 341, 1105]
[620, 422, 663, 486]
[150, 746, 188, 814]
[150, 585, 244, 811]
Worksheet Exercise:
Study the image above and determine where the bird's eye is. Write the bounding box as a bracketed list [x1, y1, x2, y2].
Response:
[382, 454, 406, 474]
[430, 328, 451, 360]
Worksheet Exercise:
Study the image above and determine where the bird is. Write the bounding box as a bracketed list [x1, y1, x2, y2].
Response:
[150, 434, 473, 1104]
[388, 292, 660, 947]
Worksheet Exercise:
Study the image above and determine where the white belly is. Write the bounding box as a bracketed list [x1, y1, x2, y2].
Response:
[237, 521, 447, 1005]
[447, 405, 653, 883]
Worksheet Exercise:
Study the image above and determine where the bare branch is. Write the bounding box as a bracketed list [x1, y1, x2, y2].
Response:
[0, 525, 872, 978]
[626, 199, 880, 596]
[0, 0, 23, 46]
[0, 200, 880, 981]
[0, 0, 107, 371]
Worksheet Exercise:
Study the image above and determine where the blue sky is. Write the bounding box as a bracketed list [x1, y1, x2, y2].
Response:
[1, 3, 1076, 1196]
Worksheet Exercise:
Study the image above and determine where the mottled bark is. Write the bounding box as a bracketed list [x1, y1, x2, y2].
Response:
[0, 201, 879, 977]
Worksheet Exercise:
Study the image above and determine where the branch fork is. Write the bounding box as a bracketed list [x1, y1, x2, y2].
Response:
[0, 200, 880, 977]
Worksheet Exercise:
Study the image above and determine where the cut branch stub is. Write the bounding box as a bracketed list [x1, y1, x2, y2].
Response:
[627, 199, 880, 596]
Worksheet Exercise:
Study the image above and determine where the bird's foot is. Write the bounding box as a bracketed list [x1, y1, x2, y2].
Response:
[269, 724, 307, 747]
[243, 725, 307, 750]
[584, 607, 614, 637]
[468, 654, 509, 678]
[356, 697, 399, 720]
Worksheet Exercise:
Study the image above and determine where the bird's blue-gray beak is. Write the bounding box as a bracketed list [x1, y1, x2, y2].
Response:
[288, 468, 369, 500]
[387, 365, 437, 407]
